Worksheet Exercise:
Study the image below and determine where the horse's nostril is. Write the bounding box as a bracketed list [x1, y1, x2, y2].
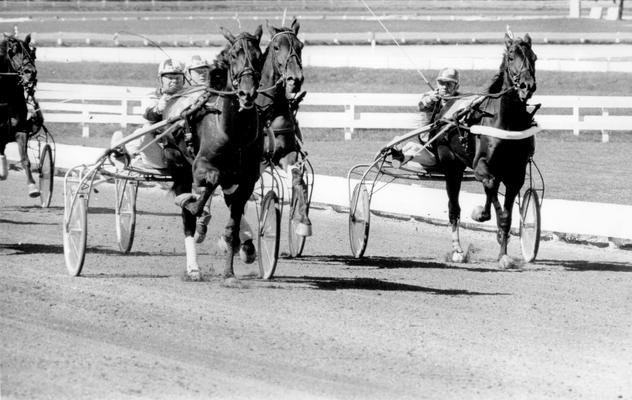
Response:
[238, 90, 246, 98]
[520, 82, 527, 90]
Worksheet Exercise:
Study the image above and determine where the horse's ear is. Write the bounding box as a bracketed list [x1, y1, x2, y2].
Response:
[24, 33, 31, 46]
[291, 17, 300, 35]
[523, 33, 532, 47]
[220, 27, 236, 44]
[253, 25, 263, 42]
[504, 33, 513, 48]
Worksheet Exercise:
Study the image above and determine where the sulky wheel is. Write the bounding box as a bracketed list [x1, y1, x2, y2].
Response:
[63, 183, 88, 276]
[519, 188, 541, 262]
[287, 187, 308, 258]
[115, 179, 138, 253]
[257, 190, 280, 279]
[38, 144, 54, 208]
[349, 183, 371, 258]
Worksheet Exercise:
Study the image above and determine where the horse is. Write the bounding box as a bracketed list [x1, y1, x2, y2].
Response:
[0, 33, 39, 196]
[254, 18, 310, 236]
[433, 32, 537, 268]
[170, 26, 265, 282]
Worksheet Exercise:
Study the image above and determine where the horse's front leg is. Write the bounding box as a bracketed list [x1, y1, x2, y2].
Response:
[219, 191, 248, 281]
[15, 131, 39, 197]
[497, 184, 521, 269]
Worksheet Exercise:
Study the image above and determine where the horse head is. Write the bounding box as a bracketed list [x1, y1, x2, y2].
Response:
[266, 17, 304, 97]
[0, 33, 37, 91]
[220, 26, 264, 110]
[503, 31, 537, 102]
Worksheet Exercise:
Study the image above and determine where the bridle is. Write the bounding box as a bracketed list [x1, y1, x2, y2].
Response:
[2, 37, 37, 90]
[268, 30, 303, 88]
[227, 34, 261, 90]
[505, 41, 536, 99]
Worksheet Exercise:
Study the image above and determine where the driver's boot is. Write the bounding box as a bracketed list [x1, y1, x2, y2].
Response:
[291, 167, 312, 237]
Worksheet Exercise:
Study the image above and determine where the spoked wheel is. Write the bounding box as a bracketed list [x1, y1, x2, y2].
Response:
[115, 179, 137, 253]
[349, 183, 371, 258]
[258, 190, 280, 279]
[288, 188, 307, 258]
[63, 183, 88, 276]
[38, 144, 54, 208]
[519, 188, 541, 262]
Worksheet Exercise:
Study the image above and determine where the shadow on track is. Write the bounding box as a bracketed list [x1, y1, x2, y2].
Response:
[290, 254, 504, 273]
[0, 218, 57, 226]
[86, 207, 180, 217]
[0, 242, 176, 257]
[538, 259, 632, 272]
[275, 276, 509, 295]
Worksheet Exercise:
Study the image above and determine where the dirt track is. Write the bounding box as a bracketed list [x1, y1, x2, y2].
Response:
[1, 173, 631, 400]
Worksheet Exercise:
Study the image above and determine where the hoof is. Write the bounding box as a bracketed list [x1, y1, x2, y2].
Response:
[28, 183, 41, 198]
[194, 213, 212, 244]
[0, 155, 7, 180]
[184, 267, 202, 282]
[471, 206, 490, 222]
[294, 221, 312, 237]
[451, 250, 467, 263]
[239, 240, 256, 264]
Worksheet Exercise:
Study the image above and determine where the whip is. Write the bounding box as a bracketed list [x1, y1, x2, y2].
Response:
[358, 0, 434, 91]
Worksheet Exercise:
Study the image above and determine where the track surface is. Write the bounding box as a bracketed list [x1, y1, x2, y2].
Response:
[1, 173, 631, 399]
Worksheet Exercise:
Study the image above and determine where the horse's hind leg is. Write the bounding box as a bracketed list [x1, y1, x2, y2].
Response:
[15, 131, 39, 197]
[440, 146, 467, 263]
[281, 152, 311, 237]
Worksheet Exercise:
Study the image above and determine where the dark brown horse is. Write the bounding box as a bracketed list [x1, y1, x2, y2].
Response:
[434, 32, 537, 268]
[0, 33, 38, 195]
[173, 26, 264, 282]
[255, 18, 310, 236]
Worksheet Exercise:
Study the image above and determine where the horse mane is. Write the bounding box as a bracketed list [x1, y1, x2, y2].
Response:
[486, 56, 507, 94]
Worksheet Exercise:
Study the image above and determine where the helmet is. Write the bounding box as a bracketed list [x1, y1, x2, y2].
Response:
[158, 58, 184, 76]
[436, 68, 459, 84]
[187, 55, 210, 71]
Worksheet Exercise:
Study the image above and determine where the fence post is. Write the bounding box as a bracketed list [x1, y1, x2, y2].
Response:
[81, 109, 90, 138]
[344, 102, 355, 140]
[569, 0, 581, 18]
[121, 98, 128, 130]
[573, 105, 580, 136]
[601, 108, 610, 142]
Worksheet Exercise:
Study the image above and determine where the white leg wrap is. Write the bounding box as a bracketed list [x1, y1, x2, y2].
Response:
[184, 236, 198, 270]
[0, 155, 8, 180]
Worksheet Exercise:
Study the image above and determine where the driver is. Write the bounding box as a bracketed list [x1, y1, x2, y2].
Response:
[393, 68, 461, 167]
[186, 55, 211, 87]
[417, 67, 460, 140]
[111, 58, 185, 169]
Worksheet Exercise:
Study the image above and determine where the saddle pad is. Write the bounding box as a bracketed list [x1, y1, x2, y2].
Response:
[470, 125, 541, 140]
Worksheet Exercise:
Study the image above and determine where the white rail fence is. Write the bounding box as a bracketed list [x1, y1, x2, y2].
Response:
[37, 83, 632, 142]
